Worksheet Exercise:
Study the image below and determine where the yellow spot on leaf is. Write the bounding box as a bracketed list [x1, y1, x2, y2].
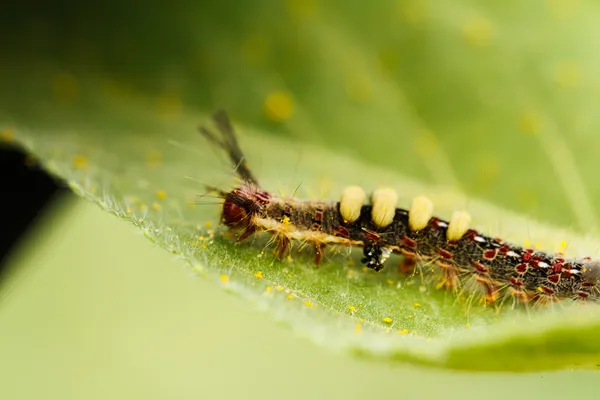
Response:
[276, 286, 284, 292]
[127, 207, 133, 213]
[151, 203, 161, 211]
[254, 271, 263, 279]
[413, 302, 421, 308]
[287, 293, 294, 300]
[348, 305, 357, 312]
[220, 275, 229, 283]
[0, 128, 14, 142]
[383, 317, 393, 324]
[466, 322, 471, 328]
[462, 17, 493, 47]
[304, 301, 312, 307]
[398, 329, 409, 335]
[156, 190, 167, 200]
[264, 90, 294, 122]
[205, 221, 213, 229]
[519, 112, 541, 135]
[266, 286, 273, 292]
[72, 155, 88, 169]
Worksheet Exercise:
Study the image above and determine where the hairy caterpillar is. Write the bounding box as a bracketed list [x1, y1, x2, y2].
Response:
[199, 110, 600, 306]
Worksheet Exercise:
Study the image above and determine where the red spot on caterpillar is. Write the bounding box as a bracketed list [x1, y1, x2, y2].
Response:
[515, 263, 528, 275]
[540, 285, 555, 295]
[438, 248, 453, 260]
[510, 277, 524, 287]
[334, 226, 350, 238]
[547, 274, 561, 285]
[472, 261, 490, 274]
[529, 256, 542, 269]
[522, 249, 534, 262]
[314, 210, 324, 223]
[561, 267, 572, 279]
[498, 244, 510, 255]
[363, 229, 380, 241]
[428, 217, 440, 228]
[552, 262, 564, 274]
[483, 249, 497, 260]
[464, 229, 478, 241]
[402, 235, 417, 249]
[577, 291, 590, 299]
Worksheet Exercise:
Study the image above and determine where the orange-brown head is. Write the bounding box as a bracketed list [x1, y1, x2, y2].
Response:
[221, 185, 271, 228]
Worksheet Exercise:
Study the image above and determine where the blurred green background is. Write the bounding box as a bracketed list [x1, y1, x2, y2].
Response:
[0, 195, 597, 400]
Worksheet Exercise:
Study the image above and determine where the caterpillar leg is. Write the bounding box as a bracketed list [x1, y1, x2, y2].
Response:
[435, 262, 461, 290]
[314, 242, 326, 266]
[276, 236, 291, 260]
[237, 225, 257, 242]
[399, 255, 417, 274]
[474, 276, 498, 304]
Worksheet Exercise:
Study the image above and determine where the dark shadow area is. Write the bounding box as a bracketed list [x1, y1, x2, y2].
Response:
[0, 145, 65, 285]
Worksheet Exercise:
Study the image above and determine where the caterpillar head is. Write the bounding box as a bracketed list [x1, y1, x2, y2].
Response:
[222, 185, 271, 228]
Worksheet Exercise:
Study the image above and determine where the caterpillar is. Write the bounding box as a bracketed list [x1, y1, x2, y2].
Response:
[199, 110, 600, 306]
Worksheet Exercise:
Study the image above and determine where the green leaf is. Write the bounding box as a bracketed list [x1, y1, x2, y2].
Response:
[2, 0, 600, 372]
